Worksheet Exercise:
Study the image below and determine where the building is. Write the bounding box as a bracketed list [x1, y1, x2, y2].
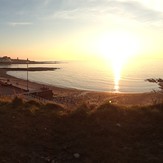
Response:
[0, 56, 12, 63]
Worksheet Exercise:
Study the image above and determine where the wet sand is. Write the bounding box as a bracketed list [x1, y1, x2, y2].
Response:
[0, 69, 162, 107]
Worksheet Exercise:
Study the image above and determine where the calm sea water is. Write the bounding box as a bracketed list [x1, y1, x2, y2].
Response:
[4, 58, 163, 93]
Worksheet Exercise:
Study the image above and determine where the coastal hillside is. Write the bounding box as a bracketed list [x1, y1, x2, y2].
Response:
[0, 56, 59, 64]
[0, 97, 162, 162]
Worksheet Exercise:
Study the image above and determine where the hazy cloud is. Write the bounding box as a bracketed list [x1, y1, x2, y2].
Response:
[110, 1, 163, 23]
[0, 0, 163, 27]
[8, 22, 33, 27]
[39, 0, 163, 27]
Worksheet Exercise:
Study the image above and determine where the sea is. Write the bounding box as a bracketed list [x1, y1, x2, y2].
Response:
[4, 58, 163, 93]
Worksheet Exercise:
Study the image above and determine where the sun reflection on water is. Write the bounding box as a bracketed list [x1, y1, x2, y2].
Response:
[97, 30, 140, 92]
[114, 70, 120, 92]
[112, 59, 123, 92]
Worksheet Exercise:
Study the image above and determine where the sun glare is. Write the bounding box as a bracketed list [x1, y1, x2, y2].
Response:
[97, 30, 140, 92]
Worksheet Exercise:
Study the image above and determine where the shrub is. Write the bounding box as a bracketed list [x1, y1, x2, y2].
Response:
[11, 96, 23, 108]
[43, 103, 64, 111]
[69, 103, 89, 119]
[25, 100, 41, 108]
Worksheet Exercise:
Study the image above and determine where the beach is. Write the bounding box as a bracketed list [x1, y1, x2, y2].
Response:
[0, 69, 162, 107]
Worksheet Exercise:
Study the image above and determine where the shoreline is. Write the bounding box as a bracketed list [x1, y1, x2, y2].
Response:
[0, 69, 162, 106]
[6, 69, 152, 94]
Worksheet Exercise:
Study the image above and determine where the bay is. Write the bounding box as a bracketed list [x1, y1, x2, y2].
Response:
[4, 58, 163, 93]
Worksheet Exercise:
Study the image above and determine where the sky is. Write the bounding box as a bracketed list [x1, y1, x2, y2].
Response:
[0, 0, 163, 61]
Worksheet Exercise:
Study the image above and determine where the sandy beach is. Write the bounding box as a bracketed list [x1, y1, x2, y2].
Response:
[0, 69, 162, 107]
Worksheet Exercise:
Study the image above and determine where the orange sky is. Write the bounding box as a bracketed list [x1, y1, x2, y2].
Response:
[0, 0, 163, 61]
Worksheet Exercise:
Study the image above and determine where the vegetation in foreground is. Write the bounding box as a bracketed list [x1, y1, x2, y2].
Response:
[0, 97, 163, 163]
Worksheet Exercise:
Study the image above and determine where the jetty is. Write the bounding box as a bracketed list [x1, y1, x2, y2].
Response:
[0, 67, 59, 71]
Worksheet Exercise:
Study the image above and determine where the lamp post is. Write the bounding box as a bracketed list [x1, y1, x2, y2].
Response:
[27, 58, 29, 92]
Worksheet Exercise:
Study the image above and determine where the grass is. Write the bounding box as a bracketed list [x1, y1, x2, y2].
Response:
[0, 97, 163, 162]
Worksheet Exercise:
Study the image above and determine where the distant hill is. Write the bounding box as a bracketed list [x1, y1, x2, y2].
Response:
[11, 59, 45, 64]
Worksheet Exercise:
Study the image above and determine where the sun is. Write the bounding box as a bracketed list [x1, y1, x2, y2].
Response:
[97, 30, 140, 62]
[97, 30, 140, 92]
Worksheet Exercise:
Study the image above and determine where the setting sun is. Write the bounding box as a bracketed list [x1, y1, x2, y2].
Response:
[96, 30, 140, 91]
[97, 30, 140, 62]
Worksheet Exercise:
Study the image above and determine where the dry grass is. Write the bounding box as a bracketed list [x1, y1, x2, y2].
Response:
[0, 97, 163, 162]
